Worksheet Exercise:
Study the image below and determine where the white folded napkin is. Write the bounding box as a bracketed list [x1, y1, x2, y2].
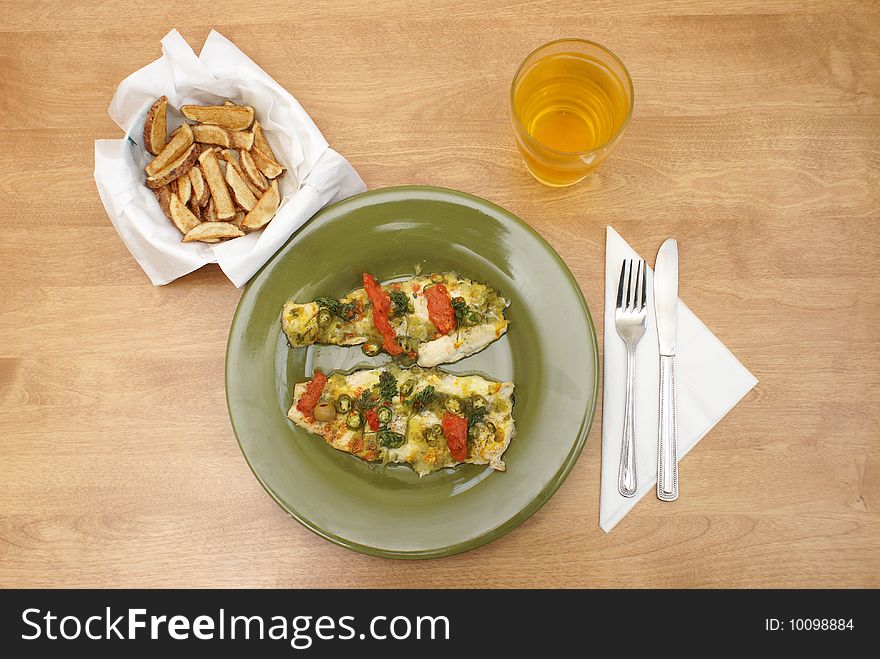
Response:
[94, 29, 367, 287]
[600, 226, 757, 531]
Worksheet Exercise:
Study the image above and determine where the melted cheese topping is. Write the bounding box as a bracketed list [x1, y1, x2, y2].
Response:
[288, 364, 515, 476]
[281, 273, 509, 366]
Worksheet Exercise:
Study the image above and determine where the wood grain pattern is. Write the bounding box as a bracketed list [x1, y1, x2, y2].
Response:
[1, 0, 878, 588]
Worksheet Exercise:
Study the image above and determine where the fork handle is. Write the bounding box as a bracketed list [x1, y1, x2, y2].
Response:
[657, 354, 679, 501]
[618, 346, 638, 497]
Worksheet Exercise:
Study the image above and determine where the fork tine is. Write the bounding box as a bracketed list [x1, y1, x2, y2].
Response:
[640, 259, 647, 309]
[632, 260, 641, 311]
[625, 260, 633, 309]
[634, 260, 644, 310]
[616, 260, 627, 309]
[630, 259, 644, 311]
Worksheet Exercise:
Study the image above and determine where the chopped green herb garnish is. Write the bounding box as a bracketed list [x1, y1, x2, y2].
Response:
[411, 385, 436, 412]
[451, 297, 468, 325]
[314, 296, 358, 321]
[469, 406, 488, 429]
[378, 371, 398, 402]
[355, 390, 377, 411]
[390, 291, 410, 317]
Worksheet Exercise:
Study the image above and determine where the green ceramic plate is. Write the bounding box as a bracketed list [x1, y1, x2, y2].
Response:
[226, 186, 598, 559]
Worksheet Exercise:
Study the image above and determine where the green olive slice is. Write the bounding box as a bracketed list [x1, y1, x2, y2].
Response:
[313, 402, 336, 422]
[377, 405, 393, 425]
[425, 424, 443, 447]
[399, 378, 416, 398]
[345, 410, 363, 430]
[362, 340, 382, 357]
[378, 430, 405, 448]
[444, 396, 463, 415]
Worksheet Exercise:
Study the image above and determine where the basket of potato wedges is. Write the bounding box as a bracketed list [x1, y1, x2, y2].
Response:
[143, 97, 285, 243]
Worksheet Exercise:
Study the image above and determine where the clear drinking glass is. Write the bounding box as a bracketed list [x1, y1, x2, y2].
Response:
[510, 39, 634, 187]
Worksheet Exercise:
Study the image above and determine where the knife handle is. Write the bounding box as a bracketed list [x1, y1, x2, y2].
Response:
[657, 354, 679, 501]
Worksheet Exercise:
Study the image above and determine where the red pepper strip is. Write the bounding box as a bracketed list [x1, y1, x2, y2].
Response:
[442, 413, 469, 462]
[362, 273, 403, 356]
[425, 283, 456, 335]
[365, 408, 380, 432]
[296, 371, 328, 422]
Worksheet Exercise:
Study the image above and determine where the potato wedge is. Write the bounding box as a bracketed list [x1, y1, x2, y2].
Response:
[140, 98, 287, 243]
[145, 123, 194, 176]
[188, 166, 209, 207]
[252, 121, 278, 161]
[192, 124, 231, 148]
[243, 176, 262, 198]
[241, 179, 280, 232]
[239, 149, 268, 192]
[145, 143, 200, 189]
[176, 172, 192, 206]
[219, 148, 239, 165]
[143, 96, 167, 156]
[153, 184, 173, 219]
[224, 162, 258, 211]
[248, 180, 263, 198]
[183, 222, 245, 243]
[189, 195, 202, 221]
[169, 192, 201, 234]
[251, 147, 285, 179]
[204, 198, 217, 222]
[229, 130, 254, 150]
[220, 150, 262, 197]
[218, 149, 238, 173]
[198, 148, 236, 220]
[180, 104, 255, 131]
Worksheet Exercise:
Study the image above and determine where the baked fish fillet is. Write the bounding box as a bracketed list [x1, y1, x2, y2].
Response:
[281, 272, 509, 367]
[288, 364, 515, 476]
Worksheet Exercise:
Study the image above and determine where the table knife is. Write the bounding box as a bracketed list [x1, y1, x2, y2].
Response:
[654, 238, 679, 501]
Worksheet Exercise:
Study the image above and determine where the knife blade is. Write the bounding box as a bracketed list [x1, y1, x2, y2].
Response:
[654, 239, 679, 356]
[654, 238, 679, 501]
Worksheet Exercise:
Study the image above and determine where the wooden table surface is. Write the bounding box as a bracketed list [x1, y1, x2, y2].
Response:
[1, 0, 878, 588]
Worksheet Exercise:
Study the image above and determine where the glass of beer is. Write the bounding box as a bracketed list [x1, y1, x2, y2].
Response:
[509, 39, 634, 187]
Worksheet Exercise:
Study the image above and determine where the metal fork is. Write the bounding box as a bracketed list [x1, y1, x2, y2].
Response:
[615, 259, 647, 497]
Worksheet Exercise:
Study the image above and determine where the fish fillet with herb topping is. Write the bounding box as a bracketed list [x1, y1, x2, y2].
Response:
[288, 364, 515, 476]
[281, 272, 509, 367]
